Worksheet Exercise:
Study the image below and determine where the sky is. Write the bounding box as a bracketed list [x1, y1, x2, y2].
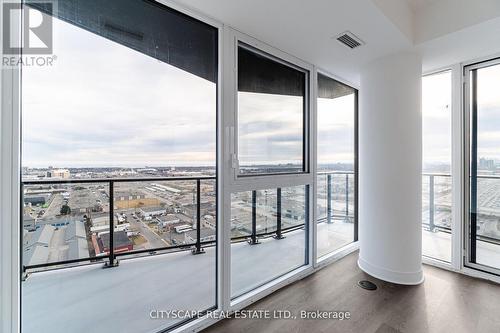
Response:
[238, 92, 303, 166]
[23, 15, 356, 169]
[477, 64, 500, 161]
[317, 94, 355, 165]
[422, 71, 452, 169]
[23, 17, 216, 168]
[422, 66, 500, 171]
[24, 13, 493, 170]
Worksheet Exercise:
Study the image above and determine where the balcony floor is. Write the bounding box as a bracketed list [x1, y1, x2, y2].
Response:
[22, 226, 499, 333]
[317, 220, 355, 257]
[423, 229, 500, 268]
[22, 229, 311, 333]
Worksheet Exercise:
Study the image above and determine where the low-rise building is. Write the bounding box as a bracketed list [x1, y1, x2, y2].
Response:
[23, 220, 89, 266]
[184, 228, 216, 243]
[140, 206, 166, 218]
[24, 195, 48, 206]
[46, 169, 70, 179]
[156, 214, 180, 227]
[23, 214, 37, 231]
[97, 231, 133, 254]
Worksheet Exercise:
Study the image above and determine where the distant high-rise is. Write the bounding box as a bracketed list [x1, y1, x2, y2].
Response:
[479, 158, 496, 171]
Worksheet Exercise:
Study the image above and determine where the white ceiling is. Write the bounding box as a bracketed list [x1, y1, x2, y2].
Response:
[176, 0, 412, 85]
[175, 0, 500, 84]
[404, 0, 440, 11]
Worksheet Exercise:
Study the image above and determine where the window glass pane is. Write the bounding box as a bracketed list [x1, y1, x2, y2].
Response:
[21, 1, 217, 332]
[421, 71, 452, 262]
[238, 44, 306, 175]
[316, 74, 356, 258]
[231, 185, 308, 298]
[471, 64, 500, 270]
[22, 0, 217, 170]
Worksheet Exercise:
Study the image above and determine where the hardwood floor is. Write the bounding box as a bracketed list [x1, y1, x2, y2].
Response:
[202, 252, 500, 333]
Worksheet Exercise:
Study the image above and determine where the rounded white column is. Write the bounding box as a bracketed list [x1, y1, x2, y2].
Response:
[358, 51, 424, 285]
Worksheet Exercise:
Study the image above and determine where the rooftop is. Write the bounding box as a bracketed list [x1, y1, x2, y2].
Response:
[99, 231, 133, 251]
[140, 206, 166, 213]
[23, 221, 89, 266]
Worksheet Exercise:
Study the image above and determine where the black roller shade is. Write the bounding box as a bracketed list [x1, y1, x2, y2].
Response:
[27, 0, 218, 83]
[238, 44, 306, 97]
[318, 73, 355, 99]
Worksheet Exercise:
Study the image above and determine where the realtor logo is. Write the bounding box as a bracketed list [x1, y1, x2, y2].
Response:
[3, 2, 53, 54]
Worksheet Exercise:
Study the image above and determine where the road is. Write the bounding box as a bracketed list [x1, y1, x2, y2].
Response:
[128, 218, 167, 249]
[42, 194, 64, 219]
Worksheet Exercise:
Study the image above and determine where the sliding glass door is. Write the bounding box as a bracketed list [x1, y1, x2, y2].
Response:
[465, 59, 500, 275]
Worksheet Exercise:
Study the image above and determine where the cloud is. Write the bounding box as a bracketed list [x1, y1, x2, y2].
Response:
[23, 17, 216, 167]
[317, 96, 355, 164]
[422, 71, 452, 164]
[23, 13, 366, 170]
[238, 92, 303, 164]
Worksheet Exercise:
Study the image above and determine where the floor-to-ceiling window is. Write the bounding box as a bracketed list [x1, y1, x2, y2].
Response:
[316, 74, 357, 258]
[421, 71, 452, 262]
[230, 41, 310, 299]
[465, 60, 500, 274]
[20, 1, 218, 332]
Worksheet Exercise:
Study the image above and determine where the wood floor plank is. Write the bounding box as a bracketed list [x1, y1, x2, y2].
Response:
[202, 252, 500, 333]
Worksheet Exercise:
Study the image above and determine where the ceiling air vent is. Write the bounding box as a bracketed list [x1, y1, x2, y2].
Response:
[335, 31, 364, 49]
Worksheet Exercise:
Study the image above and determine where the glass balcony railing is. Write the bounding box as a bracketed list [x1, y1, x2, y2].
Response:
[421, 173, 500, 263]
[421, 173, 452, 262]
[316, 171, 356, 258]
[422, 173, 452, 234]
[21, 176, 217, 273]
[230, 185, 308, 298]
[22, 177, 310, 274]
[317, 171, 355, 223]
[230, 188, 306, 245]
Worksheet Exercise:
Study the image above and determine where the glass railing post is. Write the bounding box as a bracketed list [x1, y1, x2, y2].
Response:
[104, 180, 118, 268]
[345, 173, 349, 221]
[327, 174, 332, 223]
[429, 175, 435, 232]
[192, 179, 205, 254]
[248, 190, 260, 245]
[21, 183, 28, 280]
[274, 188, 285, 239]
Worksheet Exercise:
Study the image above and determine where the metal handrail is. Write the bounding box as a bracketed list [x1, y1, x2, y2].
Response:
[22, 176, 308, 273]
[317, 170, 354, 175]
[421, 173, 500, 246]
[422, 173, 500, 180]
[27, 170, 500, 272]
[22, 176, 216, 272]
[22, 175, 216, 185]
[422, 172, 451, 177]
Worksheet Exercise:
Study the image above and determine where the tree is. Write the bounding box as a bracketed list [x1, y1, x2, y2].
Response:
[60, 204, 71, 215]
